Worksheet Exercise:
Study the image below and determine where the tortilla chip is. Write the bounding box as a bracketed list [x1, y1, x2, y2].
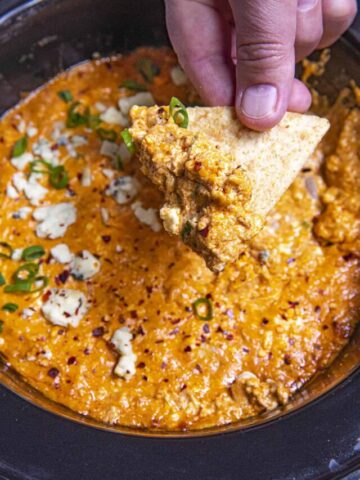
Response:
[130, 106, 330, 271]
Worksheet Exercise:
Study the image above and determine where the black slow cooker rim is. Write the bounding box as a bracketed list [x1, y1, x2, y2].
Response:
[0, 0, 360, 479]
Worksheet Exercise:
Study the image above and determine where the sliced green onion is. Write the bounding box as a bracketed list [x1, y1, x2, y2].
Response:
[0, 273, 5, 286]
[97, 128, 118, 142]
[86, 112, 101, 130]
[66, 102, 88, 128]
[2, 303, 18, 313]
[0, 321, 3, 334]
[58, 90, 73, 103]
[4, 281, 32, 293]
[192, 297, 213, 321]
[12, 136, 28, 157]
[49, 165, 69, 189]
[12, 263, 39, 283]
[170, 97, 189, 128]
[0, 242, 13, 259]
[22, 246, 45, 261]
[29, 159, 52, 174]
[121, 79, 147, 92]
[136, 58, 160, 83]
[181, 221, 192, 240]
[113, 154, 124, 171]
[121, 129, 136, 154]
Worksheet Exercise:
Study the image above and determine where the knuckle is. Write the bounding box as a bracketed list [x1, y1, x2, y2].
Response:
[236, 41, 291, 71]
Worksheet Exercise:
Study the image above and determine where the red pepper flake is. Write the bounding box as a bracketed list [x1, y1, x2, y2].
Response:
[184, 345, 192, 352]
[67, 356, 77, 365]
[146, 286, 153, 295]
[92, 326, 105, 337]
[83, 347, 91, 355]
[101, 235, 111, 244]
[194, 161, 202, 171]
[130, 310, 138, 319]
[180, 384, 187, 391]
[137, 362, 146, 368]
[199, 226, 209, 238]
[242, 346, 249, 353]
[169, 327, 179, 336]
[194, 364, 203, 373]
[262, 318, 269, 325]
[47, 367, 59, 378]
[322, 325, 329, 330]
[288, 301, 299, 308]
[343, 253, 355, 262]
[226, 333, 234, 341]
[314, 305, 321, 313]
[56, 270, 70, 285]
[42, 290, 52, 302]
[202, 323, 210, 334]
[284, 354, 292, 365]
[57, 329, 64, 335]
[161, 361, 167, 369]
[142, 375, 148, 381]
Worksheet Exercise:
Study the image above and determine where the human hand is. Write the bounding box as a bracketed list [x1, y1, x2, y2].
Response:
[165, 0, 357, 130]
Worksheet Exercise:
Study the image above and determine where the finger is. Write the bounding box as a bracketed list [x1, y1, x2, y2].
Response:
[295, 0, 323, 62]
[229, 0, 298, 131]
[288, 79, 312, 112]
[165, 0, 235, 106]
[318, 0, 358, 48]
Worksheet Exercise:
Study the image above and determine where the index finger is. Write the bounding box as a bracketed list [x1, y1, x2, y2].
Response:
[165, 0, 235, 105]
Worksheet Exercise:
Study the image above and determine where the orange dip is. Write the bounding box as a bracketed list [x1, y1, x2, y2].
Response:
[0, 47, 359, 431]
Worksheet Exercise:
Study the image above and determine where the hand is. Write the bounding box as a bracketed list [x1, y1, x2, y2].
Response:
[165, 0, 357, 130]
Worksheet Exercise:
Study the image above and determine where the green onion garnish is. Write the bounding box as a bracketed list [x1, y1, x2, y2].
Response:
[22, 246, 45, 261]
[58, 90, 73, 103]
[66, 102, 88, 128]
[49, 165, 69, 189]
[29, 160, 68, 190]
[0, 273, 5, 286]
[29, 159, 52, 174]
[113, 154, 124, 171]
[97, 128, 118, 142]
[2, 303, 18, 313]
[121, 129, 136, 154]
[192, 297, 213, 321]
[170, 97, 189, 128]
[0, 242, 13, 259]
[66, 102, 100, 129]
[12, 262, 39, 283]
[136, 58, 160, 83]
[4, 263, 48, 294]
[181, 221, 192, 240]
[0, 321, 3, 334]
[121, 80, 147, 92]
[12, 136, 28, 157]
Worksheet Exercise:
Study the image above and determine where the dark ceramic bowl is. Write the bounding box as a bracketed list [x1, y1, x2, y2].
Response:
[0, 1, 360, 479]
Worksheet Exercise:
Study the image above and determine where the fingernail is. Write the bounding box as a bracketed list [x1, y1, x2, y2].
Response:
[298, 0, 318, 12]
[241, 84, 277, 119]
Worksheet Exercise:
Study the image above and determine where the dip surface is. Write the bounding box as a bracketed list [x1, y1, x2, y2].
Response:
[0, 47, 359, 431]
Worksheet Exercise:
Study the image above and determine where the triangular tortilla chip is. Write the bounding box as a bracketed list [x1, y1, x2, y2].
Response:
[130, 106, 329, 271]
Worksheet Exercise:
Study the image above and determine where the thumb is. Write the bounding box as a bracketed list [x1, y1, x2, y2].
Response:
[229, 0, 299, 131]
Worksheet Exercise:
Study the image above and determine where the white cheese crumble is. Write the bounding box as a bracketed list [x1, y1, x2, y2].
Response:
[100, 207, 110, 225]
[105, 176, 139, 205]
[115, 244, 123, 253]
[100, 106, 128, 126]
[111, 327, 137, 380]
[70, 250, 100, 280]
[11, 248, 23, 261]
[33, 203, 77, 239]
[41, 288, 88, 327]
[6, 183, 19, 199]
[27, 124, 38, 138]
[100, 140, 119, 159]
[32, 138, 58, 165]
[170, 65, 188, 86]
[22, 308, 36, 319]
[10, 172, 48, 206]
[118, 92, 155, 115]
[101, 168, 115, 180]
[12, 206, 32, 220]
[118, 142, 132, 163]
[51, 244, 74, 264]
[160, 206, 182, 234]
[81, 167, 92, 187]
[71, 135, 88, 147]
[95, 102, 107, 112]
[10, 152, 34, 170]
[131, 201, 162, 232]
